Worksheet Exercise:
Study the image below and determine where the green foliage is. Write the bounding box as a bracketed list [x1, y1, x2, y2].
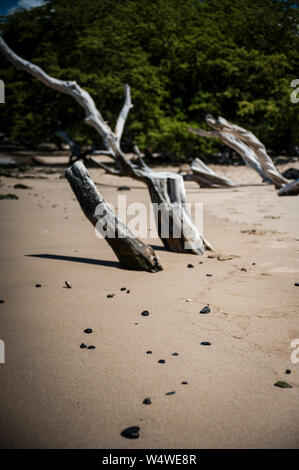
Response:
[0, 0, 298, 157]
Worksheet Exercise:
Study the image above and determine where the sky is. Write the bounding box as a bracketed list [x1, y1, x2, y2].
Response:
[0, 0, 46, 16]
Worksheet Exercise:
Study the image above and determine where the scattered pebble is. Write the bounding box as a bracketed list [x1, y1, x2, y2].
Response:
[181, 381, 188, 385]
[294, 283, 299, 287]
[201, 341, 211, 346]
[274, 381, 292, 388]
[185, 298, 192, 302]
[252, 262, 256, 265]
[199, 261, 203, 264]
[0, 194, 19, 200]
[206, 274, 213, 277]
[146, 350, 152, 354]
[84, 328, 93, 334]
[285, 370, 291, 374]
[240, 267, 247, 272]
[117, 186, 131, 191]
[172, 352, 179, 356]
[187, 264, 194, 268]
[158, 359, 166, 364]
[126, 290, 130, 294]
[35, 283, 42, 288]
[121, 426, 139, 439]
[141, 310, 150, 317]
[143, 398, 151, 405]
[87, 345, 96, 349]
[0, 300, 4, 304]
[64, 281, 72, 289]
[120, 287, 126, 291]
[107, 294, 115, 298]
[200, 306, 210, 314]
[80, 343, 87, 349]
[14, 183, 31, 189]
[165, 391, 175, 396]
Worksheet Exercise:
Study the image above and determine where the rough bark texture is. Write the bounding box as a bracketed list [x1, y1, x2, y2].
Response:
[65, 162, 162, 272]
[277, 178, 299, 196]
[190, 157, 236, 188]
[189, 115, 289, 188]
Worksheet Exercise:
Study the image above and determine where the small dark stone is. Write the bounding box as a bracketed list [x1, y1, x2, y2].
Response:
[84, 328, 92, 334]
[285, 369, 291, 374]
[35, 283, 42, 288]
[121, 426, 140, 439]
[200, 306, 210, 314]
[0, 193, 19, 200]
[165, 391, 175, 396]
[141, 310, 150, 317]
[146, 350, 152, 354]
[187, 264, 194, 268]
[181, 381, 188, 385]
[274, 381, 292, 388]
[120, 287, 126, 291]
[80, 343, 87, 349]
[294, 283, 299, 287]
[158, 359, 166, 364]
[201, 341, 211, 346]
[206, 274, 213, 277]
[252, 262, 256, 265]
[107, 294, 115, 298]
[199, 261, 203, 264]
[143, 398, 151, 405]
[117, 186, 131, 191]
[14, 183, 31, 189]
[87, 345, 96, 349]
[0, 300, 4, 304]
[172, 352, 179, 356]
[126, 290, 130, 294]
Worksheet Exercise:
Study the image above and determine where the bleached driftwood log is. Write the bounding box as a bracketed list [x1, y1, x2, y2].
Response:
[277, 178, 299, 196]
[189, 157, 236, 188]
[65, 161, 162, 272]
[0, 36, 210, 254]
[189, 115, 289, 188]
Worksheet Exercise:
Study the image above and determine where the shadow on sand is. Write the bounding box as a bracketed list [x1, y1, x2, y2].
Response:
[26, 253, 120, 268]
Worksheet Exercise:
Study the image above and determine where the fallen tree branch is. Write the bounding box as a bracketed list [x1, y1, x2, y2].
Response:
[277, 178, 299, 196]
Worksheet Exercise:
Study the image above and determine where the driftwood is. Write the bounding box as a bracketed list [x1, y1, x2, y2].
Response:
[277, 178, 299, 196]
[65, 161, 162, 272]
[189, 115, 289, 189]
[0, 36, 210, 255]
[189, 157, 236, 188]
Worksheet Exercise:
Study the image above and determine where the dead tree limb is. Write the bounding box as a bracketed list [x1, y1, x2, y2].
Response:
[189, 115, 289, 188]
[0, 36, 210, 254]
[277, 178, 299, 196]
[189, 157, 236, 188]
[65, 161, 162, 272]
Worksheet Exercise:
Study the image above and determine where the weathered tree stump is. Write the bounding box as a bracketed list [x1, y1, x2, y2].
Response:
[65, 161, 162, 272]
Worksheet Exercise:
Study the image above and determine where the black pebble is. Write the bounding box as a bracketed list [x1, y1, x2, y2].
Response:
[206, 274, 213, 277]
[84, 328, 92, 334]
[187, 264, 194, 268]
[80, 343, 87, 349]
[285, 369, 291, 374]
[118, 186, 131, 192]
[165, 391, 175, 396]
[158, 359, 166, 364]
[181, 381, 188, 385]
[0, 300, 4, 304]
[141, 310, 150, 317]
[201, 341, 211, 346]
[107, 294, 115, 298]
[172, 352, 179, 356]
[294, 283, 299, 287]
[146, 350, 152, 354]
[143, 398, 151, 405]
[35, 283, 42, 288]
[87, 345, 96, 349]
[199, 261, 203, 264]
[126, 290, 130, 294]
[200, 306, 210, 314]
[120, 287, 126, 291]
[121, 426, 140, 439]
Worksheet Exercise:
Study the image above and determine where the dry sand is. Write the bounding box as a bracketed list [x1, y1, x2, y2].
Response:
[0, 161, 298, 449]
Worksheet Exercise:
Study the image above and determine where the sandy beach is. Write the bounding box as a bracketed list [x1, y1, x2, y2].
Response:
[0, 161, 298, 449]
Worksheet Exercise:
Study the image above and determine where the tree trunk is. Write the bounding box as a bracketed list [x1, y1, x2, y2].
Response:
[65, 161, 163, 272]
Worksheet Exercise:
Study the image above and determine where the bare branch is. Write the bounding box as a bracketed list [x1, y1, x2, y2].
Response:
[115, 84, 133, 144]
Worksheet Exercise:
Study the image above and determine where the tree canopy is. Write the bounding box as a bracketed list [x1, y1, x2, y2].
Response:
[0, 0, 298, 158]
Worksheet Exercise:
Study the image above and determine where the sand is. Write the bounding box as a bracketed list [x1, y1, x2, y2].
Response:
[0, 161, 298, 449]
